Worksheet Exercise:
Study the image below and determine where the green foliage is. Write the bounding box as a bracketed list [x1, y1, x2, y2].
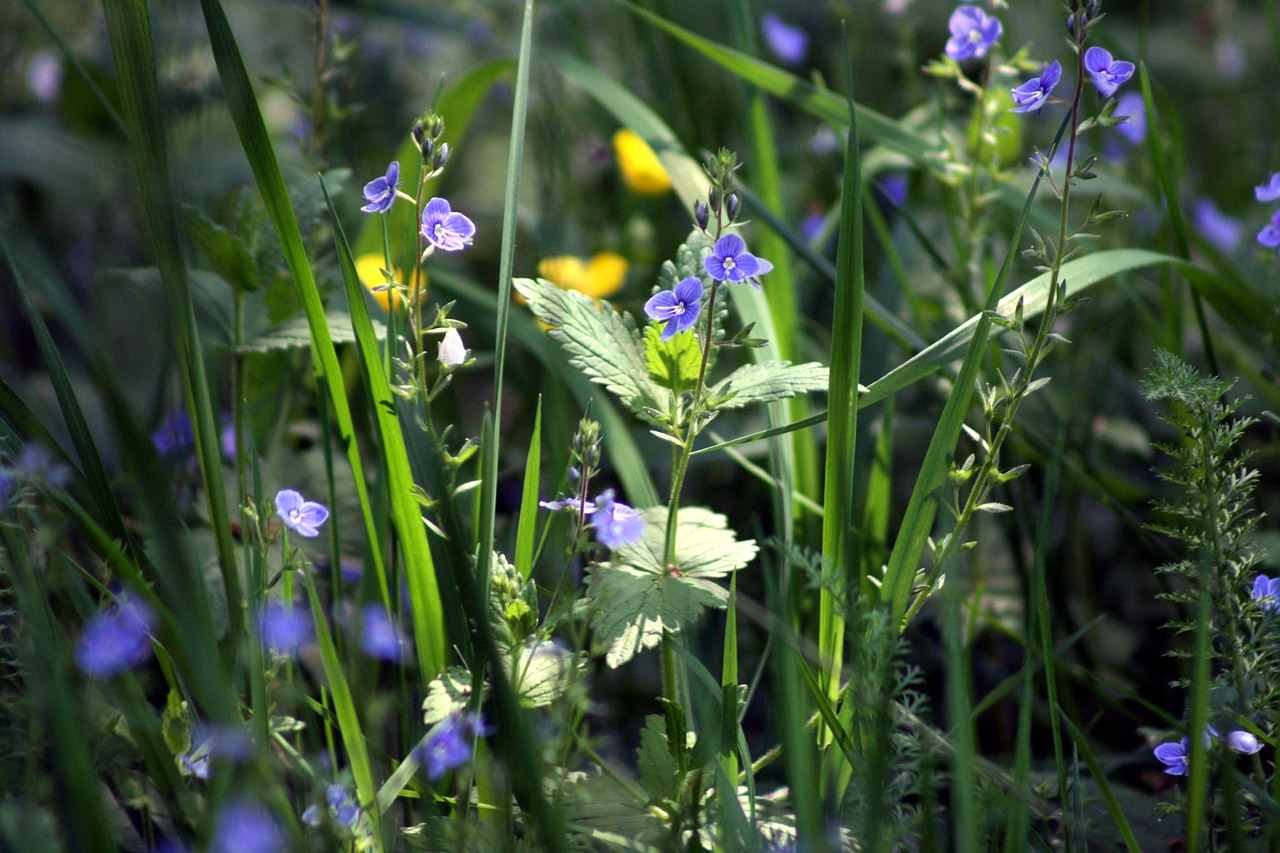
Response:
[643, 323, 701, 396]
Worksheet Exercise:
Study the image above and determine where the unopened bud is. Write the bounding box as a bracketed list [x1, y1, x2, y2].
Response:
[708, 186, 721, 215]
[694, 200, 709, 232]
[437, 328, 466, 367]
[724, 192, 740, 222]
[436, 142, 450, 168]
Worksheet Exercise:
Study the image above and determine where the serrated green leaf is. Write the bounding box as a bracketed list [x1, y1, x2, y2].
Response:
[615, 506, 758, 578]
[588, 564, 730, 668]
[708, 361, 829, 410]
[643, 323, 702, 394]
[638, 714, 678, 803]
[510, 641, 584, 709]
[513, 277, 665, 421]
[656, 230, 712, 292]
[422, 666, 475, 725]
[237, 311, 385, 353]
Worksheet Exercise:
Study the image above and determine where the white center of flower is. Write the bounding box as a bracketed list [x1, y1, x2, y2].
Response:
[434, 224, 445, 237]
[723, 257, 736, 270]
[673, 303, 685, 315]
[969, 30, 982, 43]
[289, 509, 302, 523]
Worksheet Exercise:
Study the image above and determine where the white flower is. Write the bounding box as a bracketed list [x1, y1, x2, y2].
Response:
[438, 328, 467, 367]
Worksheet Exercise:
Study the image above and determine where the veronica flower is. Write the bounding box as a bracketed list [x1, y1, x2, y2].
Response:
[1226, 730, 1263, 755]
[360, 161, 400, 214]
[1083, 46, 1134, 98]
[761, 13, 809, 65]
[704, 234, 774, 287]
[613, 129, 672, 195]
[152, 409, 195, 455]
[1113, 91, 1146, 145]
[945, 5, 1002, 62]
[1192, 198, 1242, 252]
[539, 495, 596, 514]
[1257, 210, 1280, 252]
[437, 328, 467, 367]
[275, 488, 329, 538]
[592, 490, 645, 548]
[360, 604, 405, 663]
[417, 712, 491, 781]
[420, 198, 475, 252]
[1153, 737, 1190, 775]
[644, 276, 704, 340]
[1010, 61, 1062, 113]
[179, 750, 211, 780]
[211, 800, 284, 853]
[1257, 173, 1280, 203]
[1252, 574, 1280, 611]
[257, 604, 313, 656]
[76, 595, 156, 679]
[305, 784, 361, 829]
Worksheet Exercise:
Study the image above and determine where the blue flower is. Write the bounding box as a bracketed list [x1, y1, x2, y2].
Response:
[1083, 47, 1134, 98]
[704, 234, 773, 287]
[152, 409, 194, 455]
[945, 5, 1002, 62]
[1252, 574, 1280, 610]
[211, 800, 284, 853]
[420, 197, 475, 252]
[1010, 61, 1061, 113]
[1154, 737, 1190, 775]
[539, 495, 597, 514]
[591, 490, 645, 548]
[644, 276, 704, 340]
[417, 712, 490, 781]
[1192, 198, 1242, 252]
[257, 604, 313, 656]
[361, 161, 400, 214]
[1113, 91, 1146, 145]
[360, 604, 405, 663]
[275, 488, 329, 538]
[1256, 173, 1280, 203]
[1226, 730, 1263, 755]
[179, 750, 210, 780]
[761, 13, 808, 65]
[10, 444, 71, 490]
[1257, 210, 1280, 252]
[75, 595, 155, 679]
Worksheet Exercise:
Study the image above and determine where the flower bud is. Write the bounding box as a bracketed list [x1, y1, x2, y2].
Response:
[420, 137, 434, 164]
[412, 121, 427, 151]
[435, 142, 450, 169]
[694, 200, 709, 232]
[725, 192, 741, 223]
[1226, 730, 1263, 755]
[437, 328, 466, 367]
[708, 186, 721, 215]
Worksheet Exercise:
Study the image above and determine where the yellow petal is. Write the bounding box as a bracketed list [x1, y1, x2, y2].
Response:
[536, 255, 587, 290]
[580, 252, 629, 299]
[613, 129, 672, 196]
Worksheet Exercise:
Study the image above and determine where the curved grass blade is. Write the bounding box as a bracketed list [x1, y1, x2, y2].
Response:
[515, 396, 543, 579]
[198, 0, 392, 608]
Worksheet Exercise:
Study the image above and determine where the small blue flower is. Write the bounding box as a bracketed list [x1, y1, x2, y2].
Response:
[1252, 573, 1280, 610]
[1255, 173, 1280, 203]
[1257, 210, 1280, 252]
[539, 495, 597, 514]
[326, 784, 361, 828]
[152, 409, 194, 455]
[591, 490, 645, 548]
[1113, 91, 1146, 145]
[417, 712, 490, 781]
[179, 750, 210, 780]
[1226, 730, 1263, 755]
[1154, 737, 1189, 775]
[704, 234, 773, 287]
[257, 604, 313, 656]
[361, 161, 400, 214]
[1192, 198, 1242, 252]
[1083, 47, 1134, 98]
[945, 5, 1002, 62]
[1010, 61, 1062, 113]
[275, 488, 329, 538]
[644, 276, 704, 340]
[11, 444, 71, 490]
[420, 197, 475, 252]
[360, 604, 405, 663]
[761, 14, 808, 66]
[211, 800, 285, 853]
[76, 595, 155, 679]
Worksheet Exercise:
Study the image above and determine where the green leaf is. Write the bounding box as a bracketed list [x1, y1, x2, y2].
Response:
[422, 666, 476, 725]
[637, 714, 679, 803]
[510, 641, 583, 709]
[656, 230, 713, 291]
[513, 277, 665, 420]
[614, 506, 758, 578]
[708, 361, 829, 410]
[237, 311, 385, 352]
[643, 323, 702, 395]
[183, 204, 259, 294]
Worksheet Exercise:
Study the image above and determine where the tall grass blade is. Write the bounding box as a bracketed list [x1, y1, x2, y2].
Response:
[515, 396, 543, 579]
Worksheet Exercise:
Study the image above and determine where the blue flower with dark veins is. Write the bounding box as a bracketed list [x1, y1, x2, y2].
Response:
[945, 5, 1002, 62]
[705, 234, 774, 287]
[361, 161, 400, 214]
[644, 276, 704, 340]
[1011, 61, 1061, 113]
[275, 488, 329, 538]
[1084, 47, 1134, 98]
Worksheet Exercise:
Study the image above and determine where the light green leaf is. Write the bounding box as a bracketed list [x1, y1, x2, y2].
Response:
[708, 361, 829, 410]
[637, 715, 678, 803]
[657, 230, 713, 292]
[510, 641, 583, 709]
[421, 666, 474, 725]
[588, 565, 728, 668]
[237, 311, 385, 352]
[513, 277, 665, 420]
[643, 323, 702, 394]
[615, 506, 758, 579]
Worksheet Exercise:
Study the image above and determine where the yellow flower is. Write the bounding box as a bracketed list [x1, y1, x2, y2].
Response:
[355, 254, 426, 312]
[612, 129, 672, 195]
[537, 252, 629, 301]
